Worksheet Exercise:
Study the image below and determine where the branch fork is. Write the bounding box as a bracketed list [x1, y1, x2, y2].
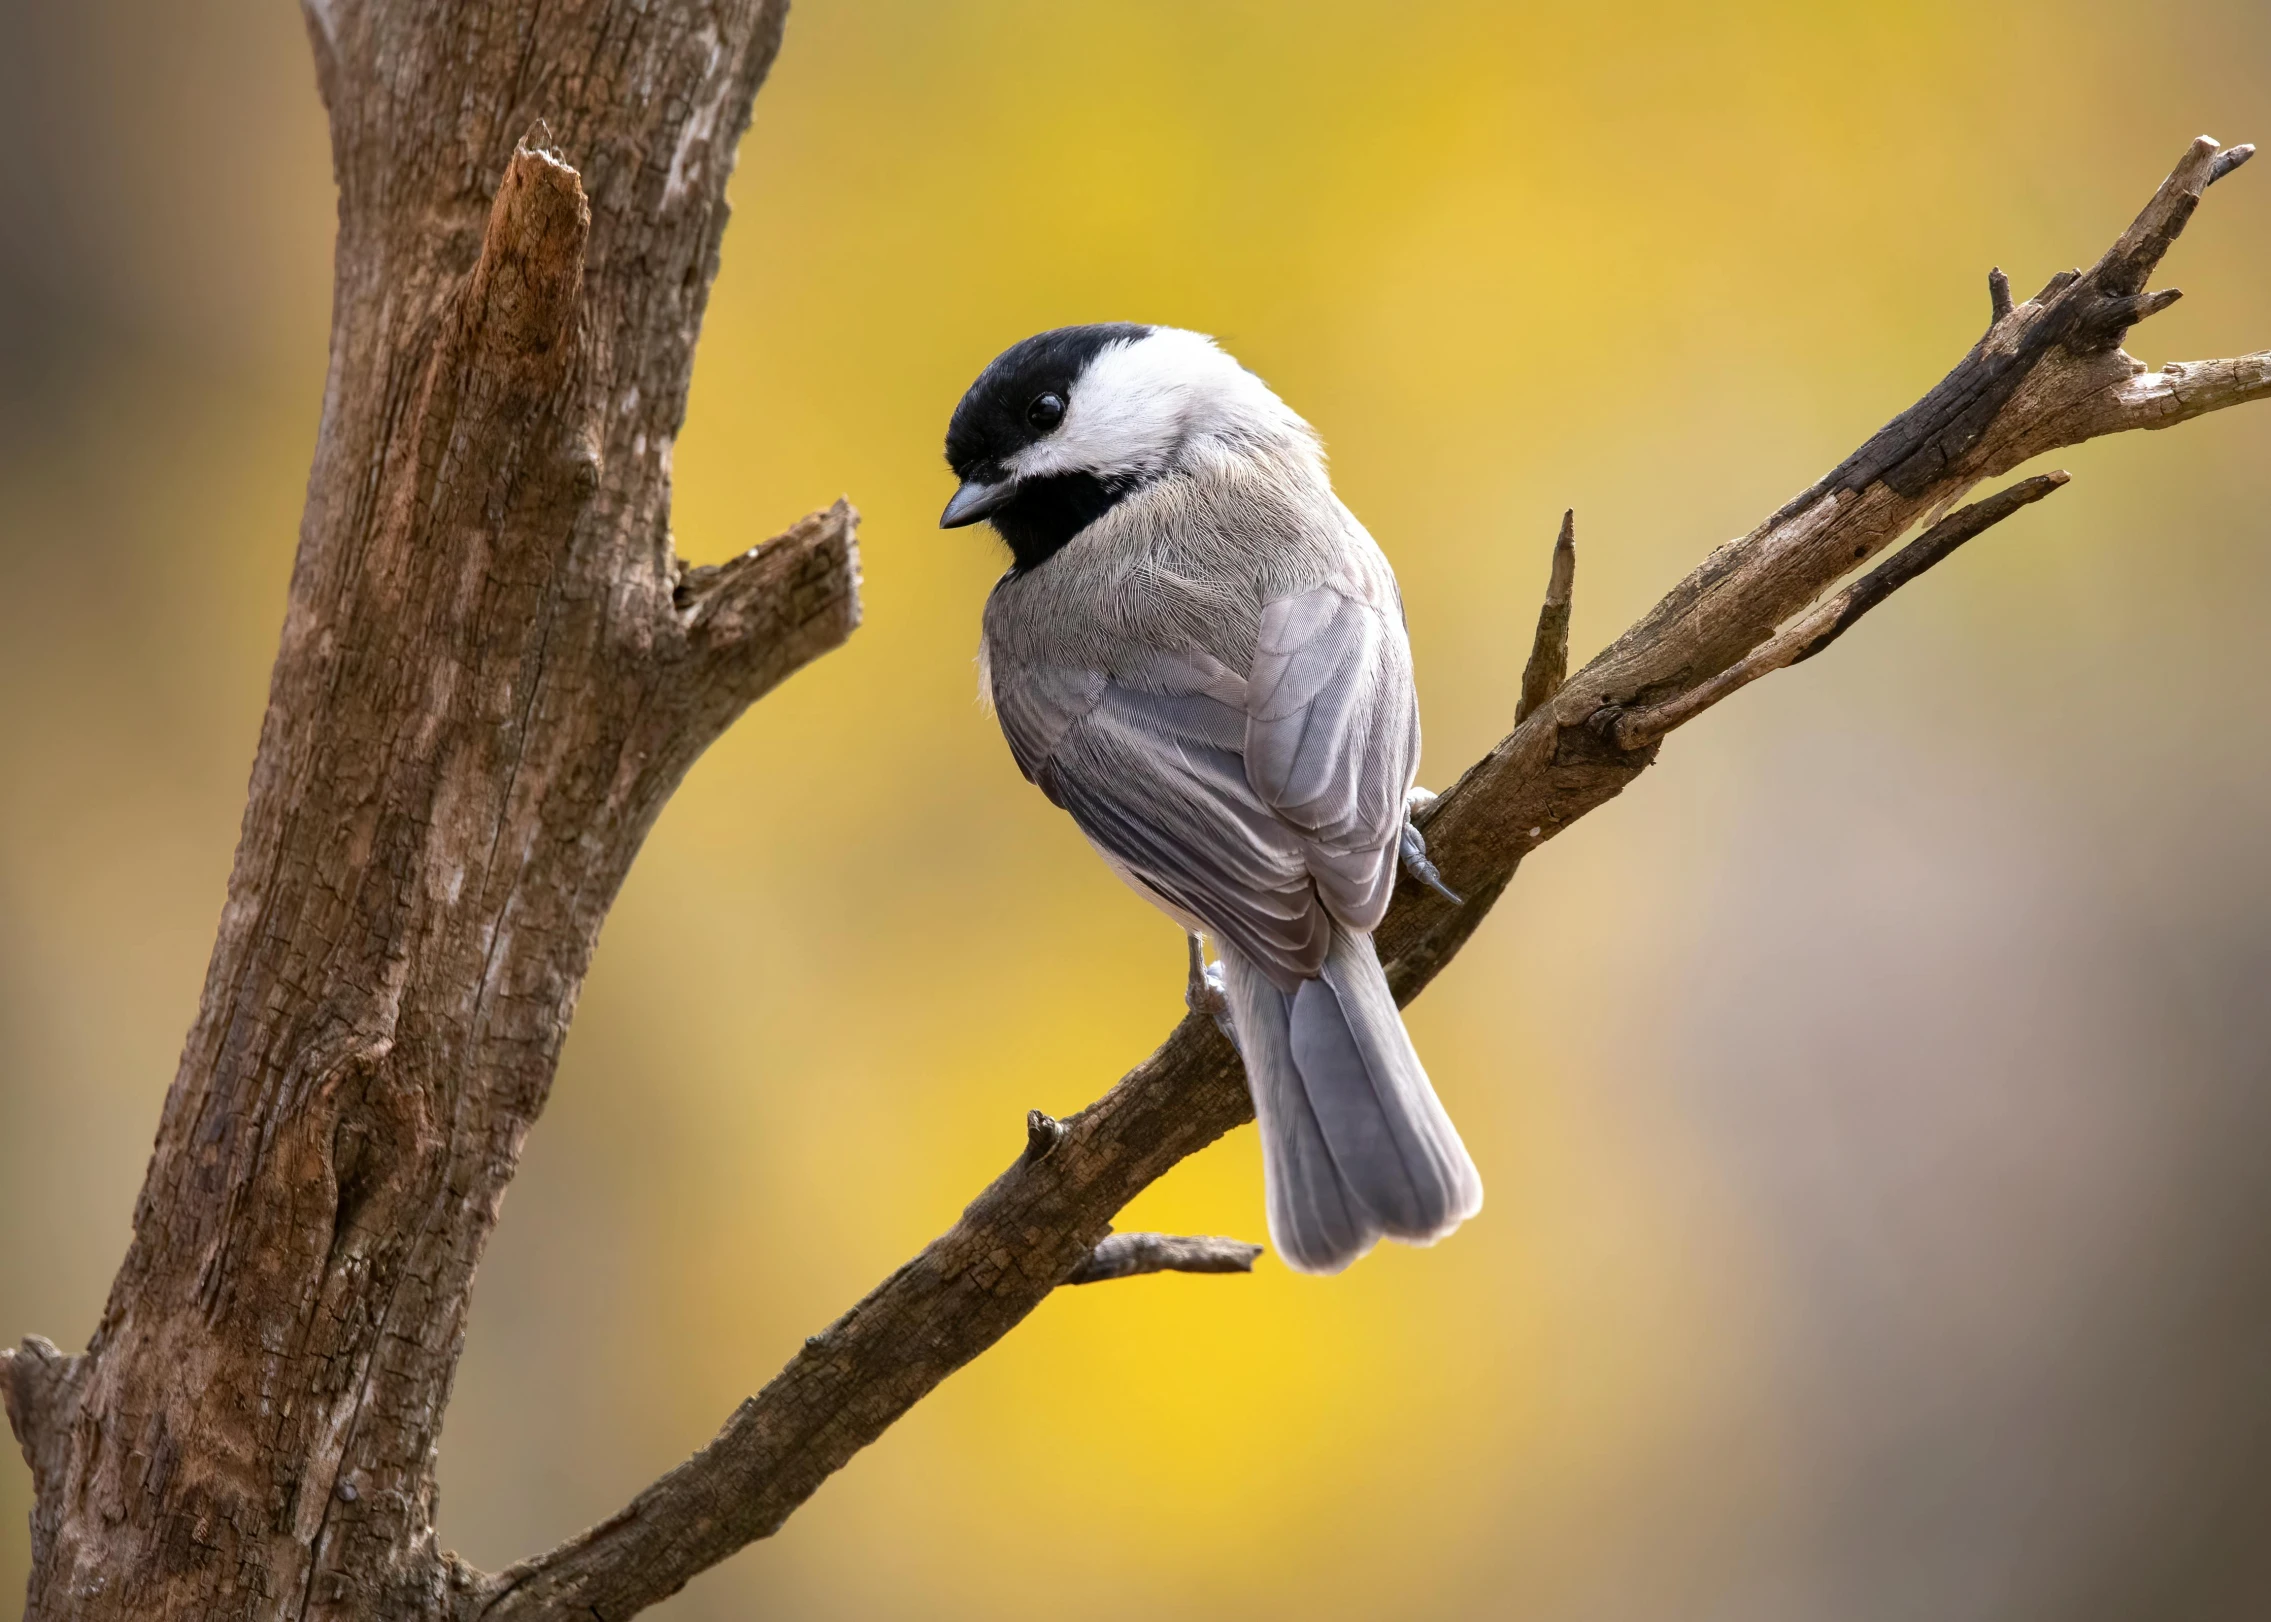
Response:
[1603, 471, 2072, 750]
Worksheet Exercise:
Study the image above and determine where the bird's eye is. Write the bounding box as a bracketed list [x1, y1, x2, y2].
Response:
[1026, 392, 1066, 432]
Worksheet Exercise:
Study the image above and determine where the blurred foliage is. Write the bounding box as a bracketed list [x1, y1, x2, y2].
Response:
[4, 3, 2271, 1618]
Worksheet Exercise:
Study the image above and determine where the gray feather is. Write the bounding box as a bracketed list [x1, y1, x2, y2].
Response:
[989, 574, 1421, 991]
[1222, 946, 1381, 1273]
[1307, 927, 1483, 1235]
[994, 647, 1331, 981]
[990, 661, 1103, 793]
[1225, 930, 1482, 1274]
[1246, 582, 1417, 932]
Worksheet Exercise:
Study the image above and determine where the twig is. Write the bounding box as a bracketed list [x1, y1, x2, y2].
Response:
[1064, 1233, 1266, 1284]
[1515, 509, 1576, 724]
[675, 499, 864, 715]
[1606, 472, 2070, 749]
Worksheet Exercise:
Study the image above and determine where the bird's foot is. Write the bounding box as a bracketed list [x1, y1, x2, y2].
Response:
[1185, 934, 1239, 1049]
[1401, 787, 1463, 904]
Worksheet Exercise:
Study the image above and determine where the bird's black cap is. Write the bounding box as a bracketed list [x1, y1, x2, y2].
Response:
[943, 323, 1152, 481]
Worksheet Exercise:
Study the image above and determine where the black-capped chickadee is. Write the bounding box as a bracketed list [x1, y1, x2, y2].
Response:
[942, 324, 1482, 1275]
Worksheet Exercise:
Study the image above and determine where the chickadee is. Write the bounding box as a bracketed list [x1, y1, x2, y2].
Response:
[942, 324, 1482, 1275]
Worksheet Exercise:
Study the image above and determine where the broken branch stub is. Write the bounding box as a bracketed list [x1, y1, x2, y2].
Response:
[1065, 1234, 1268, 1284]
[1515, 509, 1576, 725]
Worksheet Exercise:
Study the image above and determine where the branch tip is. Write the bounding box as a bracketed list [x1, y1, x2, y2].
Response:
[1987, 266, 2014, 322]
[1548, 508, 1576, 604]
[674, 499, 862, 709]
[2094, 135, 2236, 299]
[2129, 287, 2185, 320]
[1064, 1232, 1265, 1284]
[1516, 510, 1577, 724]
[2209, 143, 2255, 185]
[1024, 1109, 1067, 1164]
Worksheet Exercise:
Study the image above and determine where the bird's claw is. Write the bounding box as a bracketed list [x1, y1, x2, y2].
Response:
[1400, 788, 1463, 904]
[1185, 933, 1239, 1049]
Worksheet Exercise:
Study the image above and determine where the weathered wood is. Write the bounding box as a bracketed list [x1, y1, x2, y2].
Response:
[0, 3, 857, 1617]
[1064, 1234, 1267, 1285]
[1515, 509, 1576, 725]
[1989, 266, 2015, 322]
[1607, 472, 2072, 750]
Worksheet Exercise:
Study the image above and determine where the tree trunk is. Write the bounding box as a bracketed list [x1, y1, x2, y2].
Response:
[1, 3, 858, 1616]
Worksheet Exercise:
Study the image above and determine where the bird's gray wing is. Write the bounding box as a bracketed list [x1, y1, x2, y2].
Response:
[1244, 574, 1419, 932]
[991, 647, 1331, 984]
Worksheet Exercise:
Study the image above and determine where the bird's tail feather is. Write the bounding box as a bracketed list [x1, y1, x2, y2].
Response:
[1222, 929, 1483, 1275]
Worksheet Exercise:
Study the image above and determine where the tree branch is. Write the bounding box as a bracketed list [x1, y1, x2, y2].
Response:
[1065, 1233, 1267, 1284]
[1515, 509, 1576, 724]
[475, 133, 2268, 1622]
[1605, 472, 2071, 749]
[674, 498, 864, 717]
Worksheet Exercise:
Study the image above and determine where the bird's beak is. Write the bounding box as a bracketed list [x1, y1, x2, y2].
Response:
[940, 477, 1015, 529]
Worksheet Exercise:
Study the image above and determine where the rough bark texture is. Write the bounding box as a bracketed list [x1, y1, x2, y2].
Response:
[1, 3, 859, 1617]
[1, 3, 2264, 1617]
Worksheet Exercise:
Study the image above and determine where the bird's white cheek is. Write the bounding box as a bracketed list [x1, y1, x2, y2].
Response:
[1014, 385, 1188, 482]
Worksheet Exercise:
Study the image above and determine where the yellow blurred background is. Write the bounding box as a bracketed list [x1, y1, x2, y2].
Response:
[6, 2, 2271, 1616]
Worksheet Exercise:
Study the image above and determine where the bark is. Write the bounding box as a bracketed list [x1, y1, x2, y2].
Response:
[1, 3, 2264, 1618]
[3, 2, 858, 1617]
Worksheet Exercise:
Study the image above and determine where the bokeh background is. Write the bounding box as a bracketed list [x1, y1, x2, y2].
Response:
[6, 2, 2271, 1617]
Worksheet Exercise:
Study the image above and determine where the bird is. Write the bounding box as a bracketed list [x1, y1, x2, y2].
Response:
[940, 323, 1483, 1275]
